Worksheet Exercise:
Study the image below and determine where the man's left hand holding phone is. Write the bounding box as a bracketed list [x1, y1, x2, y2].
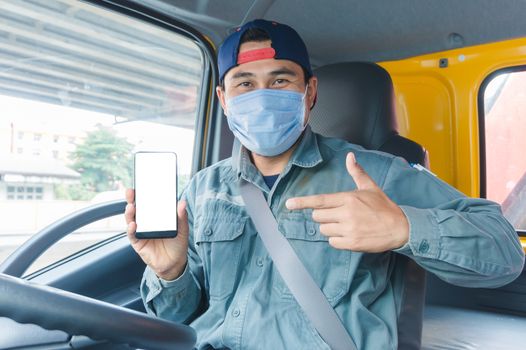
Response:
[124, 151, 189, 281]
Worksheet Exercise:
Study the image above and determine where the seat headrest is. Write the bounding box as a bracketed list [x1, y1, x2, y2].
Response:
[309, 62, 398, 150]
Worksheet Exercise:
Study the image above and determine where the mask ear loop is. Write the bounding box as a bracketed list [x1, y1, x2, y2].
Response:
[302, 84, 311, 126]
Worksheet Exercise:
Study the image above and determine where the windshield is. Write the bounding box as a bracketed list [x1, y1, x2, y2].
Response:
[0, 0, 204, 273]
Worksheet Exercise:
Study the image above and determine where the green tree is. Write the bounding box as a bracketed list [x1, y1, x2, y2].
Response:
[67, 125, 133, 200]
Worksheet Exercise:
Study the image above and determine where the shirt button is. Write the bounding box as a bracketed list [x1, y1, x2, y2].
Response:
[419, 240, 430, 254]
[256, 258, 264, 267]
[204, 228, 212, 236]
[232, 308, 241, 317]
[308, 227, 316, 236]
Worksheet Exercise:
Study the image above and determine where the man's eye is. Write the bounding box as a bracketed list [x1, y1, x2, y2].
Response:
[273, 78, 292, 87]
[237, 81, 252, 88]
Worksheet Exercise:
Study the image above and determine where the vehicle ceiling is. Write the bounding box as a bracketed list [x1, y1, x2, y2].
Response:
[135, 0, 526, 68]
[2, 0, 526, 129]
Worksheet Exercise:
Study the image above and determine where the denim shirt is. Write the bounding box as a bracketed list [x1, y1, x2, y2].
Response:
[140, 126, 524, 350]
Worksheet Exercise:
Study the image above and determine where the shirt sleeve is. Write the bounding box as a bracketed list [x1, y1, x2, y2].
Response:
[383, 156, 525, 288]
[140, 177, 206, 323]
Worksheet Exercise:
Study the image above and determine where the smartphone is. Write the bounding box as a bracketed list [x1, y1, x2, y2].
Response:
[134, 151, 178, 239]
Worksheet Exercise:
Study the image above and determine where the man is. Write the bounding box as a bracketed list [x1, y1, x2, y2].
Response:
[125, 19, 525, 349]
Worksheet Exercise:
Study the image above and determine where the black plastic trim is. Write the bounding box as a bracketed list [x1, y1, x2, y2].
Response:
[24, 233, 127, 281]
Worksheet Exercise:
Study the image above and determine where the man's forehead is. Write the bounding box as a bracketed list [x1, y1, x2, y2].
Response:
[226, 58, 302, 81]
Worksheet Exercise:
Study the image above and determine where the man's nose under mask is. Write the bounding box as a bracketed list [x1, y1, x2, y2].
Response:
[225, 87, 308, 157]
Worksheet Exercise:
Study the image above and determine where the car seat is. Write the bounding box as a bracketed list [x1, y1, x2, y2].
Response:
[309, 61, 428, 350]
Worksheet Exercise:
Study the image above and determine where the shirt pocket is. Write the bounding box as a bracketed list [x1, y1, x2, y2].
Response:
[273, 214, 352, 305]
[195, 201, 247, 301]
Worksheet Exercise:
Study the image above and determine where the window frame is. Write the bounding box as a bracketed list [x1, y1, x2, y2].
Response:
[478, 64, 526, 235]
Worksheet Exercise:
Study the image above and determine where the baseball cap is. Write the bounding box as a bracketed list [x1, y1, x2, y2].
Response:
[218, 19, 313, 82]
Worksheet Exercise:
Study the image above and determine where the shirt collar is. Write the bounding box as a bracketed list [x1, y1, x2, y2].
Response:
[232, 125, 323, 181]
[289, 125, 323, 168]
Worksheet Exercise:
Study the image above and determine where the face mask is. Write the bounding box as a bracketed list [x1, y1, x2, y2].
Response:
[225, 87, 308, 157]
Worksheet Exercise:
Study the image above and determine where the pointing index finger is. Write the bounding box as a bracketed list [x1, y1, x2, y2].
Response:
[286, 192, 347, 210]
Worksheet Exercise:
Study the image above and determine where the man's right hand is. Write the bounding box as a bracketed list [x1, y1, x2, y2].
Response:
[124, 188, 189, 281]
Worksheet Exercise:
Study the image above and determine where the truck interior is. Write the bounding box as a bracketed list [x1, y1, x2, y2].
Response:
[0, 0, 525, 349]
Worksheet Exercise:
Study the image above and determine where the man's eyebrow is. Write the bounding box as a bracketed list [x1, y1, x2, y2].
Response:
[231, 71, 255, 80]
[269, 68, 298, 77]
[230, 67, 298, 80]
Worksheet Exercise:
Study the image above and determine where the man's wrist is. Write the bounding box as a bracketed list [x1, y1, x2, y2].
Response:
[156, 261, 187, 282]
[392, 207, 410, 249]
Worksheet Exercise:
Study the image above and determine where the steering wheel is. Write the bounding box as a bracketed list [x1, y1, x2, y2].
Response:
[0, 201, 196, 349]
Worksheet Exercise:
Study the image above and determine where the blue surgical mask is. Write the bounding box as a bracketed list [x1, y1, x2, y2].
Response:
[225, 88, 308, 156]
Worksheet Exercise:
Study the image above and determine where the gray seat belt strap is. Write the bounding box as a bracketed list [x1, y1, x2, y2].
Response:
[239, 179, 357, 350]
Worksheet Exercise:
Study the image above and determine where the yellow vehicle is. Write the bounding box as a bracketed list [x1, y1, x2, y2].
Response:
[0, 0, 525, 349]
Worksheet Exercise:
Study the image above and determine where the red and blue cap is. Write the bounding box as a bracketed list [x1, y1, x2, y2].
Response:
[218, 19, 313, 82]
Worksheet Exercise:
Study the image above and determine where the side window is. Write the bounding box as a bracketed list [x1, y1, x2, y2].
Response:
[481, 68, 526, 231]
[0, 0, 204, 274]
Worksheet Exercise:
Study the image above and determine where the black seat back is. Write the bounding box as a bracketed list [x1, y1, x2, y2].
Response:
[310, 62, 428, 349]
[310, 62, 429, 167]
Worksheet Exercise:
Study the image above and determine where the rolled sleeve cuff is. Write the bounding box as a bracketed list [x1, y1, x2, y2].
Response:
[395, 206, 440, 259]
[142, 264, 191, 304]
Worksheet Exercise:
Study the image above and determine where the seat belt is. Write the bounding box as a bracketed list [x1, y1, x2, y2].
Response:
[239, 177, 357, 350]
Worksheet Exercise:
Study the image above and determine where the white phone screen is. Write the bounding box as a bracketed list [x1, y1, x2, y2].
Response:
[134, 152, 178, 238]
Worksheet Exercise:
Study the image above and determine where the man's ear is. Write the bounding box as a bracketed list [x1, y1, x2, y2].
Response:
[304, 76, 318, 126]
[307, 76, 318, 109]
[216, 86, 227, 112]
